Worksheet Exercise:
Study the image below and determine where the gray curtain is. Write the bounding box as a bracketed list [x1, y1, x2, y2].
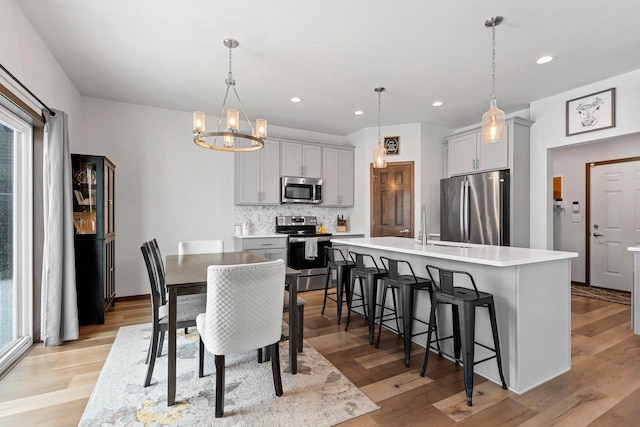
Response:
[41, 109, 78, 346]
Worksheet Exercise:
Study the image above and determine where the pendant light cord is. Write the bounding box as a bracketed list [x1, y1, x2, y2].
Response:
[377, 89, 382, 142]
[491, 23, 497, 102]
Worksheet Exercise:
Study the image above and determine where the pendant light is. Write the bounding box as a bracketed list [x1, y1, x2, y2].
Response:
[481, 16, 505, 143]
[372, 87, 387, 168]
[192, 38, 266, 152]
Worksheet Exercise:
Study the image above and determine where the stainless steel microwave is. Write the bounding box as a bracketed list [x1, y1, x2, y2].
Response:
[281, 176, 323, 204]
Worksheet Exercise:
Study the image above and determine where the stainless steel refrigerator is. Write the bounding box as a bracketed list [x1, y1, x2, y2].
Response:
[440, 170, 510, 245]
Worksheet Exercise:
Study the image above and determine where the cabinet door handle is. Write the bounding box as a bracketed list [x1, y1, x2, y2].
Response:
[472, 159, 475, 170]
[261, 243, 274, 246]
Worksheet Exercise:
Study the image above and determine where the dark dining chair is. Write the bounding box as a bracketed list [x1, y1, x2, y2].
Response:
[140, 241, 205, 387]
[196, 259, 286, 417]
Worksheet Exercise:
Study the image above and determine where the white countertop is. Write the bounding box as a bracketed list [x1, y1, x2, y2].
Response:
[628, 246, 640, 252]
[233, 234, 287, 239]
[331, 236, 578, 267]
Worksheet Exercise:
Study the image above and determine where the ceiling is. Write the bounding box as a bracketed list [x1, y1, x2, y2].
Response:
[14, 0, 640, 136]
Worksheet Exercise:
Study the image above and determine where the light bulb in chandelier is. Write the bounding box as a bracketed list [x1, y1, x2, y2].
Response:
[224, 135, 234, 148]
[226, 109, 239, 131]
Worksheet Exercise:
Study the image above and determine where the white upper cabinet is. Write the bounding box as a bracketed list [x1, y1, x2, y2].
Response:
[322, 147, 354, 207]
[281, 141, 322, 178]
[448, 130, 508, 176]
[235, 139, 281, 205]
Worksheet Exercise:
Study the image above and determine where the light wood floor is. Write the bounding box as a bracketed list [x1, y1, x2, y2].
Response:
[1, 291, 639, 426]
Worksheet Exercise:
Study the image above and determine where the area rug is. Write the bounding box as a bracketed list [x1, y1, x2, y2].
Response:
[571, 284, 631, 305]
[79, 324, 378, 426]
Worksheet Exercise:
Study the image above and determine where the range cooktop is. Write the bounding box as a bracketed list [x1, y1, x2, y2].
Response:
[275, 215, 332, 237]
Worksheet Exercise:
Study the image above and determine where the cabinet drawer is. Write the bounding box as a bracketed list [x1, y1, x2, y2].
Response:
[241, 237, 287, 250]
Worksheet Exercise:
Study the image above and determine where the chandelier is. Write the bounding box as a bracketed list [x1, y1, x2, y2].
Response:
[192, 39, 266, 152]
[372, 87, 387, 168]
[481, 16, 505, 143]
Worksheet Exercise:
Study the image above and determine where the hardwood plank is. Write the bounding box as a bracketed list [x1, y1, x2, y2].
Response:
[459, 397, 537, 426]
[571, 323, 633, 365]
[572, 310, 630, 337]
[360, 370, 432, 402]
[518, 387, 617, 426]
[589, 386, 640, 426]
[433, 379, 513, 422]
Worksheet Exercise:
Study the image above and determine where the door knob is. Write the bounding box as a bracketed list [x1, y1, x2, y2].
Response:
[399, 229, 410, 233]
[593, 232, 603, 237]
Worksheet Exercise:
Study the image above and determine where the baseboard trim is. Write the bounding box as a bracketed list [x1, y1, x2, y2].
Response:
[114, 294, 149, 303]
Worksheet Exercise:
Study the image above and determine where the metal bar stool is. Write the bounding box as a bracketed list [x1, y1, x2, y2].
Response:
[322, 247, 356, 324]
[421, 265, 507, 406]
[345, 251, 389, 344]
[376, 256, 436, 367]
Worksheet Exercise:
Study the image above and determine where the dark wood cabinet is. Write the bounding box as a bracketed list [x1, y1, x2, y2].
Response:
[71, 154, 116, 324]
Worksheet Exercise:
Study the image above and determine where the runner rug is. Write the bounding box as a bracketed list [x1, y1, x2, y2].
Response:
[80, 324, 378, 426]
[571, 284, 631, 305]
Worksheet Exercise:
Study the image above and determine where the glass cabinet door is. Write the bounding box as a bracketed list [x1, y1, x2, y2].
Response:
[103, 162, 115, 235]
[72, 160, 98, 235]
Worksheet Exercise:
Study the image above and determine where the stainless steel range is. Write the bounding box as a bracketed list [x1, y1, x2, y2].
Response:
[276, 216, 332, 292]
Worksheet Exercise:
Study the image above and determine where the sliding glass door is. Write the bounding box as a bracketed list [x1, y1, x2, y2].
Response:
[0, 105, 33, 375]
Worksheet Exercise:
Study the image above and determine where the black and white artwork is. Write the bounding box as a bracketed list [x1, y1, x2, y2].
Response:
[566, 88, 616, 136]
[384, 136, 400, 155]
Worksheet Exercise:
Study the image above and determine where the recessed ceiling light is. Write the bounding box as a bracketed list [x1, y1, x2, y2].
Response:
[536, 55, 554, 64]
[290, 97, 303, 103]
[432, 101, 444, 107]
[354, 110, 364, 116]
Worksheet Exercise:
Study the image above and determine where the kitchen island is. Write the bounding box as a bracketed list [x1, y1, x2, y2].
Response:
[331, 236, 577, 394]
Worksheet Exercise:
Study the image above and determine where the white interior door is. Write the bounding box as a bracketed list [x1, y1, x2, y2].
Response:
[589, 161, 640, 291]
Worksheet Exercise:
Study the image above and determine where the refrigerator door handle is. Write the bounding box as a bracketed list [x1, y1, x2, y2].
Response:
[499, 177, 504, 245]
[459, 180, 465, 240]
[463, 180, 470, 242]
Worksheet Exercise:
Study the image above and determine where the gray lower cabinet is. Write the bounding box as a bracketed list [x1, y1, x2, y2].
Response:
[234, 236, 288, 263]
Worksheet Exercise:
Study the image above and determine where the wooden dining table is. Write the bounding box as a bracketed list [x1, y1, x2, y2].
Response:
[164, 251, 301, 406]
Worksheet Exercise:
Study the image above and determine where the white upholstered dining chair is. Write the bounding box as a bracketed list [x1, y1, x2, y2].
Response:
[196, 259, 286, 418]
[178, 239, 224, 255]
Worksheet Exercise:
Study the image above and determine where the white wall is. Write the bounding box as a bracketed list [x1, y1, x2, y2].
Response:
[552, 134, 640, 282]
[0, 0, 81, 135]
[420, 123, 453, 236]
[530, 69, 640, 249]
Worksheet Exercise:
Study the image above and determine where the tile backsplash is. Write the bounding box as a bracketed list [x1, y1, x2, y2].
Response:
[234, 205, 354, 234]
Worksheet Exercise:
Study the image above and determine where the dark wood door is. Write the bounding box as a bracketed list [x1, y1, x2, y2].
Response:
[371, 161, 414, 237]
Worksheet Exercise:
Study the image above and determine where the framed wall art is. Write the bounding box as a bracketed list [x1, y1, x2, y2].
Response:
[384, 136, 400, 155]
[566, 88, 616, 136]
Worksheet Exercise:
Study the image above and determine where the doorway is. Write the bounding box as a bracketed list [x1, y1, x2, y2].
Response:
[586, 156, 640, 290]
[370, 161, 414, 237]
